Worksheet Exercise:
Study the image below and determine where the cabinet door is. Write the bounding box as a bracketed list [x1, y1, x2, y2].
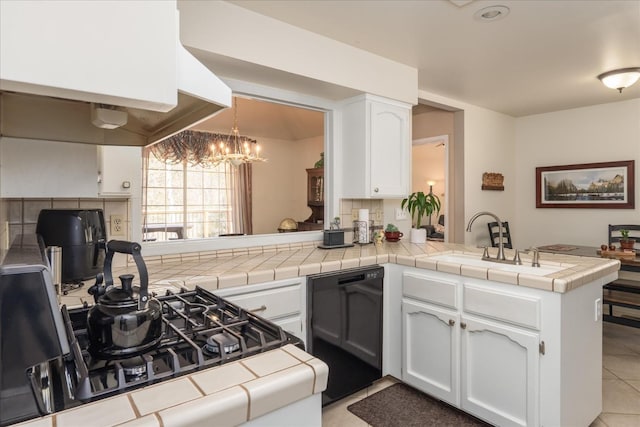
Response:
[369, 102, 410, 197]
[98, 146, 142, 196]
[341, 281, 383, 368]
[402, 298, 459, 406]
[273, 316, 304, 342]
[460, 316, 539, 427]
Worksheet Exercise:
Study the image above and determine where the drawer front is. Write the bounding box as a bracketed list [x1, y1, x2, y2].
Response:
[403, 272, 457, 309]
[463, 284, 541, 330]
[224, 285, 301, 320]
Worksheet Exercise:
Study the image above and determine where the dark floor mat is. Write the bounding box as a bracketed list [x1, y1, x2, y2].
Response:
[347, 383, 493, 427]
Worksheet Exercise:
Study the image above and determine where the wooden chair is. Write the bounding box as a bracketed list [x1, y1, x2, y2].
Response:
[603, 224, 640, 328]
[608, 224, 640, 250]
[487, 221, 513, 249]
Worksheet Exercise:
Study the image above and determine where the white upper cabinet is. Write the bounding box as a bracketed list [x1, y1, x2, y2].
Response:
[0, 140, 141, 198]
[98, 146, 142, 197]
[0, 1, 178, 111]
[341, 95, 411, 199]
[0, 138, 98, 198]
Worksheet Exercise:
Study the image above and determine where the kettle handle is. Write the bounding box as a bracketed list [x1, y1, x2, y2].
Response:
[103, 240, 149, 309]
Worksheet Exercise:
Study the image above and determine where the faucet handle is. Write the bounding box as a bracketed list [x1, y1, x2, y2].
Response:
[482, 246, 490, 259]
[531, 247, 540, 267]
[513, 249, 522, 265]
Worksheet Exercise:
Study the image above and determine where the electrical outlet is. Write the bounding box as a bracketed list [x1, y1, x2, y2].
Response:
[110, 215, 124, 236]
[375, 209, 383, 221]
[595, 298, 602, 321]
[395, 208, 407, 220]
[352, 209, 359, 219]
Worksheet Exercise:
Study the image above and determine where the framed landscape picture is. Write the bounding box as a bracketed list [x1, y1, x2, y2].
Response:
[536, 160, 635, 209]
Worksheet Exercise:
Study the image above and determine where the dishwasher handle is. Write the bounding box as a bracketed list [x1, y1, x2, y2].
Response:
[338, 273, 367, 285]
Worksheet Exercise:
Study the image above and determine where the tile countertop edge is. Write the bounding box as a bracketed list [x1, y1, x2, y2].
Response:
[17, 347, 329, 427]
[106, 243, 620, 296]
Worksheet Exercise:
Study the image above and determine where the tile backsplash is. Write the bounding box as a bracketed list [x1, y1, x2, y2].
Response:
[339, 199, 384, 229]
[2, 198, 130, 260]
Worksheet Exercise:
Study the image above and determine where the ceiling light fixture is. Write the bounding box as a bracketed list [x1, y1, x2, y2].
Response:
[597, 67, 640, 93]
[210, 97, 266, 167]
[473, 5, 510, 22]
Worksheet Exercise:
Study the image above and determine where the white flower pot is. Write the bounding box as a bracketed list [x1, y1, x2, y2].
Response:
[410, 228, 427, 244]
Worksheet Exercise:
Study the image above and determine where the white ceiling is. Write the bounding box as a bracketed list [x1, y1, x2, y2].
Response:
[228, 0, 640, 117]
[192, 96, 325, 140]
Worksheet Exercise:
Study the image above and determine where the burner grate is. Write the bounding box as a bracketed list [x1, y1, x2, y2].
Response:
[60, 286, 296, 403]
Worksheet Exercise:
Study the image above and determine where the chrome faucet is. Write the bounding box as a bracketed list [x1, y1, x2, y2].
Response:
[466, 211, 507, 262]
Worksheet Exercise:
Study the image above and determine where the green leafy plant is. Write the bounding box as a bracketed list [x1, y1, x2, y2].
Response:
[401, 192, 441, 229]
[385, 223, 399, 232]
[620, 229, 630, 240]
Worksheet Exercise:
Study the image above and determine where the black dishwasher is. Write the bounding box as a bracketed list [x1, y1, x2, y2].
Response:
[307, 265, 384, 405]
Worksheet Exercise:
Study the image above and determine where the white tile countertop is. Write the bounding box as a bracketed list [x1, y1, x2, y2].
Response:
[61, 240, 620, 310]
[40, 240, 619, 427]
[16, 345, 327, 427]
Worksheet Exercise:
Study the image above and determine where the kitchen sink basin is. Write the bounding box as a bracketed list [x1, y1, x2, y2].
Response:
[426, 253, 570, 276]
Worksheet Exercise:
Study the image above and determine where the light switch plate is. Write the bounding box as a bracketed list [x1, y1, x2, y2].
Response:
[395, 208, 407, 220]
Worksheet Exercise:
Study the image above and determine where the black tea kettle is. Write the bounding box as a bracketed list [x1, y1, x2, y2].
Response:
[87, 240, 163, 359]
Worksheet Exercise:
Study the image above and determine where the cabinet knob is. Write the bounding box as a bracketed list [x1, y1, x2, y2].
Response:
[460, 322, 467, 329]
[448, 319, 455, 327]
[374, 187, 379, 193]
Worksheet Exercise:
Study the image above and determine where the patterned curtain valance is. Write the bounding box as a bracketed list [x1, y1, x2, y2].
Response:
[149, 130, 257, 166]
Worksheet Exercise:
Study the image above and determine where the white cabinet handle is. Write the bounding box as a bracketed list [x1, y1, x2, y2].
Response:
[249, 305, 267, 313]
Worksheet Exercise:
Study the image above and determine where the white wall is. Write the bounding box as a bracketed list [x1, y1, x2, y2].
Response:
[463, 105, 517, 246]
[252, 135, 323, 234]
[418, 90, 517, 246]
[515, 99, 640, 248]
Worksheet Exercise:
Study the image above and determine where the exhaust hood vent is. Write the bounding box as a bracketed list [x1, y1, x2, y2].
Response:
[0, 46, 231, 146]
[0, 89, 229, 147]
[91, 104, 128, 130]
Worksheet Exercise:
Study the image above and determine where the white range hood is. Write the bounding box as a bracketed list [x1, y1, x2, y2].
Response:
[0, 1, 231, 147]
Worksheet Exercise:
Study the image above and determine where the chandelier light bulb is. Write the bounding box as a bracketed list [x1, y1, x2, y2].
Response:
[208, 97, 267, 167]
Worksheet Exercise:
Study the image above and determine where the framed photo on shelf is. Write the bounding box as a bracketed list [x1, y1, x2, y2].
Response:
[536, 160, 635, 209]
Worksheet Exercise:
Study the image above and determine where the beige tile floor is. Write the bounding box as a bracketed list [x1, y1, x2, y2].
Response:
[322, 322, 640, 427]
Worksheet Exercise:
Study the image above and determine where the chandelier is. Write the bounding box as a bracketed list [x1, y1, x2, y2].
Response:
[210, 97, 266, 167]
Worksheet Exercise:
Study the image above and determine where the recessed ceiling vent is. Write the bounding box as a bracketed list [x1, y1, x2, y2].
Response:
[474, 5, 510, 22]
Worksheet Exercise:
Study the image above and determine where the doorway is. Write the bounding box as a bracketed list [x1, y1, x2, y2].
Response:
[412, 135, 448, 240]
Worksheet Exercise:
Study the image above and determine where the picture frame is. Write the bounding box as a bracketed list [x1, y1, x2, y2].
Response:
[536, 160, 635, 209]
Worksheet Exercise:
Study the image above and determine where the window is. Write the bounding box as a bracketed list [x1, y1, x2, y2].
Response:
[142, 150, 237, 241]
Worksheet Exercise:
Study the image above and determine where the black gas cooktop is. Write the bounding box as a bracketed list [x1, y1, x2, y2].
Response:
[8, 287, 302, 426]
[64, 286, 302, 401]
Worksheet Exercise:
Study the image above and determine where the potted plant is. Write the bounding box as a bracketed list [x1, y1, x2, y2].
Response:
[384, 223, 403, 242]
[401, 191, 441, 243]
[619, 229, 636, 250]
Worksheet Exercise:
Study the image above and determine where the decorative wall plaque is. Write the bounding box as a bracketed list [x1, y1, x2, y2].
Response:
[482, 172, 504, 191]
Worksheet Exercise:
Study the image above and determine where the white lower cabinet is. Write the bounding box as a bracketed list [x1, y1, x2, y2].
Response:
[402, 298, 459, 406]
[401, 270, 541, 427]
[460, 315, 539, 427]
[213, 278, 306, 343]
